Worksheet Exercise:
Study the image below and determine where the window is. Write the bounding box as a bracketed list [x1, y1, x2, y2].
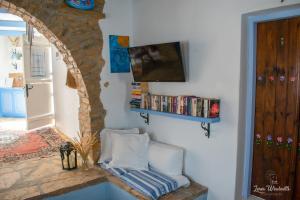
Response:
[30, 47, 48, 78]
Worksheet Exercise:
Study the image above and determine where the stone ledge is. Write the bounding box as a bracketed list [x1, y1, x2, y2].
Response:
[27, 173, 107, 200]
[0, 155, 208, 200]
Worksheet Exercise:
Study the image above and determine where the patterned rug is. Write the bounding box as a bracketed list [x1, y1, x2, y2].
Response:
[0, 128, 64, 163]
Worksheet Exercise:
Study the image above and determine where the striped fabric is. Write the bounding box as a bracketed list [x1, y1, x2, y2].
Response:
[101, 161, 178, 200]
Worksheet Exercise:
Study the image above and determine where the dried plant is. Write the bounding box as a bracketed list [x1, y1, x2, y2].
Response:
[8, 36, 21, 47]
[70, 132, 98, 169]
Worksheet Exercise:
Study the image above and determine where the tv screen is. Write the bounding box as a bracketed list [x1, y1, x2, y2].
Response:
[128, 42, 185, 82]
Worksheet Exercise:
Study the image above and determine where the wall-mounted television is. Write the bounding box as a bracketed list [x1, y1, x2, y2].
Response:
[128, 42, 185, 82]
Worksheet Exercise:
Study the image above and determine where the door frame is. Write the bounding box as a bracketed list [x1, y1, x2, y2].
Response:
[242, 4, 300, 199]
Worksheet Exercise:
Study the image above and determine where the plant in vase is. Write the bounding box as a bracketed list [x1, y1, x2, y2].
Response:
[70, 132, 98, 170]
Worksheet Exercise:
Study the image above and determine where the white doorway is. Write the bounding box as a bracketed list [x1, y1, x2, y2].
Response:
[0, 11, 55, 133]
[0, 9, 80, 135]
[0, 10, 79, 162]
[23, 33, 55, 130]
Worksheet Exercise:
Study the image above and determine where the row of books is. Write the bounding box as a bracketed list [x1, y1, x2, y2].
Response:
[130, 82, 143, 108]
[132, 94, 220, 118]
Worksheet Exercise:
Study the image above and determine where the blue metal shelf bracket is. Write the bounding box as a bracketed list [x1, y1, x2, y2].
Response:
[201, 122, 210, 138]
[139, 112, 149, 125]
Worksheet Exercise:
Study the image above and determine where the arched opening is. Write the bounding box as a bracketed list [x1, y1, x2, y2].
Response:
[0, 0, 106, 161]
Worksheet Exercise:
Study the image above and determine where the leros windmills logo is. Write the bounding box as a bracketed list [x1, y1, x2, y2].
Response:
[253, 170, 290, 196]
[266, 170, 278, 185]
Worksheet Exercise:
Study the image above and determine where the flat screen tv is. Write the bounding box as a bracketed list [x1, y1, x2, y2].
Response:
[128, 42, 185, 82]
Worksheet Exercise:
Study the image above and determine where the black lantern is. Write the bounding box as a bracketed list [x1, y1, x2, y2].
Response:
[60, 142, 77, 170]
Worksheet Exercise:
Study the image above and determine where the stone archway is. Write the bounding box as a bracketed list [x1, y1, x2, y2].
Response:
[0, 0, 106, 161]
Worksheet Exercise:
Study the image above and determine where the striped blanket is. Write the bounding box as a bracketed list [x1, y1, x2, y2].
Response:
[101, 161, 178, 200]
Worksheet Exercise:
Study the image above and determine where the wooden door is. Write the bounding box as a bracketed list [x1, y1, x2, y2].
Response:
[251, 17, 300, 200]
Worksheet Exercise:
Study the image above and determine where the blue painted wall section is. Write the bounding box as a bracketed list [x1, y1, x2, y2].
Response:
[0, 88, 26, 118]
[46, 182, 137, 200]
[46, 182, 208, 200]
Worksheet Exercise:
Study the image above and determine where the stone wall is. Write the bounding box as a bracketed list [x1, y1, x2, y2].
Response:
[0, 0, 106, 162]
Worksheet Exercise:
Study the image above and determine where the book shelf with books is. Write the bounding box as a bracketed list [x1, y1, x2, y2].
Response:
[129, 83, 221, 138]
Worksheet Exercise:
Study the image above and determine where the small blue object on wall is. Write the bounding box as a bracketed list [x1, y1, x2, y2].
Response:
[65, 0, 94, 10]
[109, 35, 130, 73]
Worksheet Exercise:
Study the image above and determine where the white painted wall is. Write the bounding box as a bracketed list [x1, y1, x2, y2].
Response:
[13, 0, 136, 143]
[131, 1, 300, 200]
[0, 36, 11, 74]
[99, 0, 139, 129]
[0, 36, 16, 86]
[52, 0, 135, 139]
[52, 45, 80, 138]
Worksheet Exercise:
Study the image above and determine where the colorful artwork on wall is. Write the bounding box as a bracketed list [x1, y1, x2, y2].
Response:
[65, 0, 94, 10]
[109, 35, 130, 73]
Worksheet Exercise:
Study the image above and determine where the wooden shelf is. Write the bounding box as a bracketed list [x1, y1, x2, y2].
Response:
[130, 108, 220, 138]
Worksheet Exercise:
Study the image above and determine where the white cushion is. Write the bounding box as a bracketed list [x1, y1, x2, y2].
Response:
[148, 141, 184, 176]
[171, 175, 190, 188]
[98, 128, 139, 163]
[109, 133, 150, 170]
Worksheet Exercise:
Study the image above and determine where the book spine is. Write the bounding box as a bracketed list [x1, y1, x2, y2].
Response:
[191, 97, 197, 117]
[168, 97, 171, 113]
[170, 97, 173, 113]
[187, 97, 191, 115]
[153, 95, 157, 111]
[156, 96, 161, 111]
[143, 94, 147, 109]
[203, 99, 209, 118]
[153, 96, 157, 111]
[180, 96, 184, 114]
[131, 82, 141, 86]
[173, 97, 177, 113]
[147, 94, 151, 109]
[161, 96, 164, 112]
[183, 97, 188, 115]
[132, 86, 141, 90]
[196, 98, 203, 117]
[163, 96, 168, 112]
[209, 99, 220, 118]
[176, 96, 181, 114]
[151, 95, 155, 110]
[170, 97, 174, 113]
[131, 94, 142, 99]
[140, 94, 145, 109]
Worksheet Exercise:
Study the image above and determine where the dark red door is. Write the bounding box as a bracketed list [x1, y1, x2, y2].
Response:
[251, 17, 300, 200]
